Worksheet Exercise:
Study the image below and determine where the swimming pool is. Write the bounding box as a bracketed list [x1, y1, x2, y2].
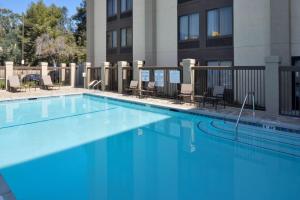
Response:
[0, 94, 299, 200]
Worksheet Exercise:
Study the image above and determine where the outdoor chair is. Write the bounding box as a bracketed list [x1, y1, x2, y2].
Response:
[196, 86, 226, 109]
[140, 81, 156, 98]
[125, 80, 139, 96]
[7, 76, 24, 92]
[178, 84, 193, 103]
[40, 75, 55, 90]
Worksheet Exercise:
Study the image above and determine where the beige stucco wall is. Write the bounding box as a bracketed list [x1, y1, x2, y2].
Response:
[156, 0, 178, 66]
[291, 0, 300, 57]
[87, 0, 106, 66]
[234, 0, 271, 66]
[133, 0, 146, 62]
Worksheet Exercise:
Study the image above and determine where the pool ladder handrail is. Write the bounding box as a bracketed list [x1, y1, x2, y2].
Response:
[235, 92, 256, 131]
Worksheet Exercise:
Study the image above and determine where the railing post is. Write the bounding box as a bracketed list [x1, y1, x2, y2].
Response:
[5, 61, 14, 90]
[133, 60, 144, 91]
[40, 62, 48, 77]
[70, 63, 76, 88]
[60, 63, 66, 85]
[118, 61, 128, 93]
[101, 62, 110, 91]
[182, 59, 196, 100]
[84, 62, 91, 88]
[265, 56, 281, 116]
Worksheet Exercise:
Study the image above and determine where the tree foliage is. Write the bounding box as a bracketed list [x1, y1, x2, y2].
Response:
[0, 9, 22, 65]
[0, 0, 87, 65]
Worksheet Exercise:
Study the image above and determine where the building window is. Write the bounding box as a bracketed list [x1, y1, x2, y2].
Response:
[179, 13, 199, 41]
[121, 0, 132, 13]
[121, 27, 132, 47]
[107, 0, 117, 17]
[207, 61, 232, 89]
[207, 7, 233, 38]
[107, 31, 117, 49]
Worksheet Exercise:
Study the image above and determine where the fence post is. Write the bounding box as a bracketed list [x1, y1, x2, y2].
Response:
[265, 56, 281, 116]
[182, 59, 196, 100]
[60, 63, 66, 85]
[5, 61, 14, 90]
[84, 62, 91, 88]
[70, 63, 76, 88]
[40, 62, 48, 77]
[133, 60, 144, 91]
[101, 62, 110, 91]
[118, 61, 128, 93]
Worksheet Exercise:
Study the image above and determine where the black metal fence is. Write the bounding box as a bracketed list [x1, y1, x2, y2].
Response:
[47, 67, 71, 86]
[193, 66, 265, 110]
[122, 66, 133, 92]
[0, 66, 5, 90]
[140, 66, 183, 98]
[105, 64, 118, 91]
[279, 66, 300, 117]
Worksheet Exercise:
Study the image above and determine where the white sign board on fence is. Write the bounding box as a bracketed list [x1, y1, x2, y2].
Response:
[141, 70, 150, 81]
[155, 70, 164, 87]
[169, 70, 180, 83]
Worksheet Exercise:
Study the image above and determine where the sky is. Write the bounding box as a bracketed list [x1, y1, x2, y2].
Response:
[0, 0, 82, 17]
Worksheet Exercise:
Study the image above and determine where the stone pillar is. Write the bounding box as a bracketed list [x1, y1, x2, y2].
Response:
[84, 62, 91, 89]
[5, 61, 14, 90]
[118, 61, 128, 93]
[182, 59, 196, 100]
[265, 56, 281, 116]
[60, 63, 66, 84]
[101, 62, 110, 91]
[133, 60, 144, 90]
[40, 62, 48, 77]
[70, 63, 76, 88]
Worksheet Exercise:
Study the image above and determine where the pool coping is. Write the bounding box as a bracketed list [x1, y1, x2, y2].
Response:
[84, 93, 300, 134]
[0, 91, 299, 134]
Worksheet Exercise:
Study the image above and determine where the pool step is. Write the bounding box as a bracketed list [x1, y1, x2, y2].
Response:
[0, 175, 15, 200]
[197, 120, 300, 157]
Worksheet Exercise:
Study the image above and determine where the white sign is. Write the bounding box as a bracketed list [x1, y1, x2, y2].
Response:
[82, 72, 86, 78]
[141, 70, 150, 81]
[169, 70, 180, 83]
[155, 70, 164, 87]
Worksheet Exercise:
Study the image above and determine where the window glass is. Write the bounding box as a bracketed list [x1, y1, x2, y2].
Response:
[220, 7, 233, 36]
[179, 16, 188, 41]
[121, 0, 132, 13]
[189, 14, 199, 40]
[112, 31, 117, 48]
[207, 9, 219, 37]
[107, 0, 117, 16]
[207, 7, 232, 38]
[179, 13, 199, 41]
[127, 28, 132, 46]
[121, 29, 127, 47]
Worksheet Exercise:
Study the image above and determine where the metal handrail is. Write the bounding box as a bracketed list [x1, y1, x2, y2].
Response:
[235, 92, 255, 132]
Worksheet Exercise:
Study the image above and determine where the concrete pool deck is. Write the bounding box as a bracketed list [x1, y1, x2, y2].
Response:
[0, 87, 299, 131]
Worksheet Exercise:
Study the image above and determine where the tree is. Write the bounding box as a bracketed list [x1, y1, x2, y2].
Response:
[36, 33, 77, 66]
[72, 0, 86, 47]
[0, 9, 22, 65]
[23, 0, 69, 65]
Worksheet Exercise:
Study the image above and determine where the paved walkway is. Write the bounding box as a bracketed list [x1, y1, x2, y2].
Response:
[0, 87, 299, 130]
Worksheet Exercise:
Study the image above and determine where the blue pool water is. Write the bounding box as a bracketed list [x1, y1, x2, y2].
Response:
[0, 94, 300, 200]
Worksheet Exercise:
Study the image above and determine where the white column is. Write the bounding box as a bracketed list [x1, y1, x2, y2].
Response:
[101, 62, 110, 91]
[70, 63, 76, 88]
[60, 63, 66, 84]
[5, 61, 14, 90]
[118, 61, 128, 93]
[265, 56, 280, 116]
[40, 62, 48, 77]
[84, 62, 91, 89]
[136, 61, 144, 91]
[182, 59, 195, 84]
